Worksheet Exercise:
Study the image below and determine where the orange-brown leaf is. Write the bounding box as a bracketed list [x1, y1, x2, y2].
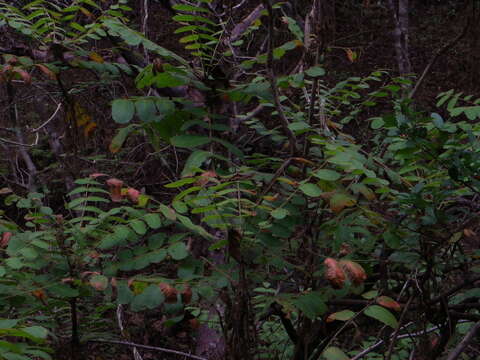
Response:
[106, 178, 124, 202]
[181, 285, 192, 304]
[89, 51, 104, 63]
[35, 64, 57, 80]
[127, 188, 141, 204]
[1, 232, 12, 248]
[159, 283, 178, 303]
[324, 258, 346, 289]
[339, 260, 367, 285]
[376, 296, 401, 312]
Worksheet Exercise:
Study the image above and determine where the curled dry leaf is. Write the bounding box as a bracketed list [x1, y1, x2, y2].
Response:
[339, 260, 367, 286]
[189, 318, 200, 330]
[32, 289, 47, 305]
[0, 187, 13, 195]
[463, 228, 476, 238]
[196, 171, 217, 186]
[159, 283, 178, 303]
[90, 172, 108, 179]
[376, 296, 401, 312]
[106, 178, 124, 202]
[35, 64, 57, 80]
[181, 285, 192, 304]
[127, 188, 141, 203]
[324, 258, 346, 289]
[1, 232, 12, 248]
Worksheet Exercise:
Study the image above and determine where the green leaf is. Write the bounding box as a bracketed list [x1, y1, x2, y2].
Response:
[90, 274, 109, 291]
[165, 177, 197, 188]
[144, 213, 162, 229]
[314, 169, 341, 181]
[117, 281, 134, 304]
[171, 135, 211, 148]
[109, 124, 137, 153]
[299, 183, 322, 197]
[271, 208, 288, 219]
[293, 292, 327, 319]
[327, 310, 355, 322]
[370, 117, 385, 129]
[135, 99, 157, 122]
[322, 347, 349, 360]
[112, 99, 135, 124]
[168, 242, 189, 260]
[305, 66, 325, 77]
[22, 326, 48, 339]
[172, 4, 211, 13]
[182, 150, 212, 177]
[364, 305, 398, 328]
[130, 219, 147, 235]
[131, 284, 164, 311]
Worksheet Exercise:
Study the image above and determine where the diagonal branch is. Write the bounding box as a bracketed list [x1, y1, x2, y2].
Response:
[262, 0, 297, 156]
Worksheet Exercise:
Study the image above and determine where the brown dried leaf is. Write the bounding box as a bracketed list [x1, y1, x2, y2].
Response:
[339, 260, 367, 285]
[127, 188, 141, 204]
[324, 258, 346, 289]
[181, 285, 192, 304]
[1, 232, 12, 248]
[376, 296, 401, 312]
[106, 178, 124, 202]
[35, 64, 57, 80]
[159, 283, 178, 303]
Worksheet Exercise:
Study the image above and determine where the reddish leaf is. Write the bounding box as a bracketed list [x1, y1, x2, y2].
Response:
[376, 296, 401, 312]
[189, 318, 200, 330]
[324, 258, 346, 289]
[13, 68, 31, 85]
[32, 289, 48, 305]
[106, 178, 124, 202]
[35, 64, 57, 80]
[181, 285, 192, 304]
[127, 188, 141, 203]
[159, 283, 178, 303]
[330, 193, 356, 214]
[1, 232, 12, 248]
[196, 170, 217, 186]
[89, 275, 109, 291]
[89, 173, 108, 179]
[339, 260, 367, 285]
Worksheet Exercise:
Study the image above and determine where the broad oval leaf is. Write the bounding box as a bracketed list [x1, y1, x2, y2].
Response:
[364, 305, 398, 328]
[299, 183, 322, 197]
[314, 169, 341, 181]
[112, 99, 135, 124]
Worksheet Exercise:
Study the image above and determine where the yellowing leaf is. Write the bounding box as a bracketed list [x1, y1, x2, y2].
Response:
[345, 48, 357, 63]
[330, 193, 356, 214]
[326, 310, 355, 323]
[376, 296, 401, 312]
[83, 121, 97, 137]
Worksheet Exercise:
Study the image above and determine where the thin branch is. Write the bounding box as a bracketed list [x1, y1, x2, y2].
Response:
[88, 339, 207, 360]
[446, 321, 480, 360]
[262, 0, 297, 155]
[31, 102, 62, 132]
[351, 321, 472, 360]
[409, 16, 470, 99]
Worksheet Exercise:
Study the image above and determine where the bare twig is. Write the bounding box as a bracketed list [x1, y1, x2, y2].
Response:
[229, 4, 264, 43]
[409, 16, 470, 99]
[31, 102, 62, 132]
[88, 339, 207, 360]
[446, 321, 480, 360]
[262, 0, 297, 155]
[351, 320, 473, 360]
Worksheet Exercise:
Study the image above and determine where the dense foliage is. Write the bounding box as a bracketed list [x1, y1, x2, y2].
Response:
[0, 1, 479, 359]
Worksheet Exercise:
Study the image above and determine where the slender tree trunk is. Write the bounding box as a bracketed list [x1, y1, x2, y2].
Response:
[387, 0, 411, 75]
